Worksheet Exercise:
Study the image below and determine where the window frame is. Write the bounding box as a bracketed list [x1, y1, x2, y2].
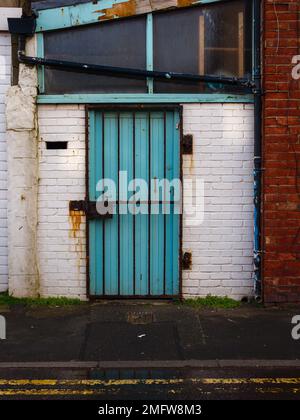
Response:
[35, 0, 255, 104]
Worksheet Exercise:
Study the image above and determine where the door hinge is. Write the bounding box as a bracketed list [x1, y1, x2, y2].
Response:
[182, 251, 192, 270]
[182, 134, 193, 154]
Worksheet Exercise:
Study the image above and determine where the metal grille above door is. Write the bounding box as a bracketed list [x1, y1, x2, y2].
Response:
[88, 109, 181, 298]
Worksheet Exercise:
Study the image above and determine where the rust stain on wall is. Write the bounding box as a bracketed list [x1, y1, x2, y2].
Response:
[69, 210, 84, 239]
[188, 155, 194, 173]
[69, 210, 85, 274]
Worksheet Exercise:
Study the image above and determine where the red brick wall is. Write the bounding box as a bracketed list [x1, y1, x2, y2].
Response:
[263, 0, 300, 303]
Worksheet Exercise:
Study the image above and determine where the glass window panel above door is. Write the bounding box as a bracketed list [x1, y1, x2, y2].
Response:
[153, 0, 252, 94]
[43, 16, 147, 94]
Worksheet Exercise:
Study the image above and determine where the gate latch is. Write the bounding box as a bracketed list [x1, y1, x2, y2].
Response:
[69, 200, 113, 219]
[182, 134, 193, 154]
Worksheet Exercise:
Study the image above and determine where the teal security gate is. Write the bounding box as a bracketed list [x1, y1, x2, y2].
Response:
[88, 108, 181, 297]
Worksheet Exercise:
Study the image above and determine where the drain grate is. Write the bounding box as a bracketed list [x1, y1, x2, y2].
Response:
[127, 312, 155, 325]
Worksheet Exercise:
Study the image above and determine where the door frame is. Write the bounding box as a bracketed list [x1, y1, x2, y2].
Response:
[85, 104, 183, 300]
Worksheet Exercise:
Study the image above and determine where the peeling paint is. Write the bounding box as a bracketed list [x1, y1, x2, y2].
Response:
[177, 0, 196, 8]
[6, 63, 39, 298]
[96, 0, 197, 21]
[97, 0, 136, 21]
[36, 0, 215, 32]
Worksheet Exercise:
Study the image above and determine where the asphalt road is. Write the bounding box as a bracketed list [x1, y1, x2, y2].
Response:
[0, 366, 300, 400]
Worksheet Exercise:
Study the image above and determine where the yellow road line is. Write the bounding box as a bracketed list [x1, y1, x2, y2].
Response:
[256, 387, 300, 394]
[0, 379, 299, 397]
[201, 378, 300, 385]
[0, 385, 299, 397]
[0, 379, 183, 386]
[0, 378, 300, 386]
[0, 388, 107, 396]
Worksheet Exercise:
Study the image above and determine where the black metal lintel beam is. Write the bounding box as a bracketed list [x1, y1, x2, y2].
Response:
[18, 53, 255, 89]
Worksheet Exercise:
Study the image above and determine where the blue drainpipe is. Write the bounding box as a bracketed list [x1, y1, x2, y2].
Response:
[253, 0, 262, 300]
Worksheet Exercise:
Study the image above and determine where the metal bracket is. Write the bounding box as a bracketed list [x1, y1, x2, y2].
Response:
[182, 134, 193, 155]
[69, 200, 85, 212]
[69, 200, 113, 219]
[7, 17, 36, 35]
[182, 252, 192, 270]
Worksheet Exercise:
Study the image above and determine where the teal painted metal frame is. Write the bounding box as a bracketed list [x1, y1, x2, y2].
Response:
[146, 13, 154, 94]
[37, 94, 253, 104]
[35, 0, 254, 104]
[36, 33, 45, 94]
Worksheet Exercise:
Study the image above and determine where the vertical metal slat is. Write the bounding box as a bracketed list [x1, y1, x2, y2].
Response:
[148, 111, 151, 296]
[117, 112, 120, 296]
[102, 112, 105, 295]
[133, 112, 136, 295]
[163, 111, 167, 296]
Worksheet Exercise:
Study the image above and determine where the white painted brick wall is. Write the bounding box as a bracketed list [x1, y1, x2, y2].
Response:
[182, 104, 254, 299]
[37, 105, 86, 299]
[0, 33, 11, 292]
[37, 103, 254, 300]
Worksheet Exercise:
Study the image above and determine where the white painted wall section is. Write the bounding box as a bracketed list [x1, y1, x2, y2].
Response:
[182, 103, 254, 299]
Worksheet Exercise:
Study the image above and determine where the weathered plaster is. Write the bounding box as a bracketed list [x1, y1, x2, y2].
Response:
[6, 35, 39, 297]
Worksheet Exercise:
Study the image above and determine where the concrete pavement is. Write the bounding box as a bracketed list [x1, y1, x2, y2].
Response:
[0, 301, 299, 363]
